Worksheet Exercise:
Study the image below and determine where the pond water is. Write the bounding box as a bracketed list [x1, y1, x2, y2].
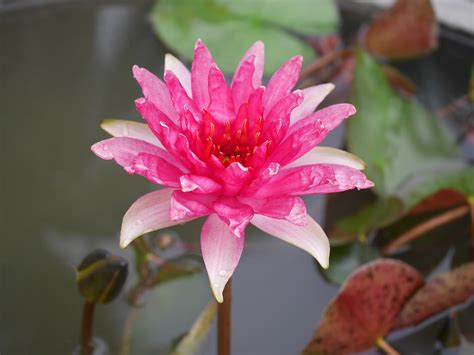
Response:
[1, 1, 472, 354]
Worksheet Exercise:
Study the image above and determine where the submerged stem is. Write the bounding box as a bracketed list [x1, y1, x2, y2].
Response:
[218, 278, 232, 355]
[81, 301, 95, 355]
[382, 205, 469, 255]
[375, 337, 399, 355]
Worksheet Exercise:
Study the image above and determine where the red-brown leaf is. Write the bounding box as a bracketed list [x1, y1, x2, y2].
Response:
[304, 259, 423, 354]
[393, 262, 474, 329]
[363, 0, 438, 59]
[408, 189, 468, 216]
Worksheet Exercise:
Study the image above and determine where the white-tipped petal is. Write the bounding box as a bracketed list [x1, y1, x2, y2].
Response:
[165, 53, 192, 97]
[290, 83, 335, 124]
[120, 188, 194, 248]
[286, 146, 367, 170]
[100, 119, 163, 147]
[201, 214, 245, 303]
[251, 214, 330, 268]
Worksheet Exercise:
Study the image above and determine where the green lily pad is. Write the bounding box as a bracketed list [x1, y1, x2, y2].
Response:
[151, 0, 339, 74]
[321, 242, 379, 285]
[335, 197, 404, 239]
[348, 50, 465, 203]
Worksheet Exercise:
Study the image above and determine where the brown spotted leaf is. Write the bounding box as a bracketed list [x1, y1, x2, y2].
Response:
[304, 259, 423, 354]
[363, 0, 438, 59]
[393, 262, 474, 329]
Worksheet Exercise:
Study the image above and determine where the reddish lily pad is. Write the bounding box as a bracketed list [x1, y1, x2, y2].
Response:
[393, 262, 474, 329]
[408, 188, 468, 216]
[304, 259, 423, 354]
[363, 0, 438, 59]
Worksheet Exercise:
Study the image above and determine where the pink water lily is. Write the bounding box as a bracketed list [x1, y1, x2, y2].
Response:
[92, 40, 373, 302]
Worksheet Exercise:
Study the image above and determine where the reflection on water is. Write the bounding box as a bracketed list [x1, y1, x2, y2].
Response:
[1, 1, 472, 354]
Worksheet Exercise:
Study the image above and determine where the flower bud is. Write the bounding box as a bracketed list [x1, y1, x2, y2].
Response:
[76, 249, 128, 304]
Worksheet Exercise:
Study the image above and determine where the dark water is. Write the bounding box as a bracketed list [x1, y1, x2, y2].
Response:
[1, 1, 472, 355]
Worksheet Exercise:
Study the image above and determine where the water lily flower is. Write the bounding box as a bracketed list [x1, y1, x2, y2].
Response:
[92, 40, 374, 303]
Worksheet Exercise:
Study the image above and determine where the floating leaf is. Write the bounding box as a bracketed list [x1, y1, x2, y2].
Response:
[171, 301, 217, 355]
[408, 188, 468, 216]
[151, 0, 339, 74]
[348, 51, 464, 202]
[393, 262, 474, 329]
[363, 0, 437, 59]
[403, 167, 474, 210]
[334, 197, 404, 242]
[321, 242, 379, 285]
[304, 259, 423, 354]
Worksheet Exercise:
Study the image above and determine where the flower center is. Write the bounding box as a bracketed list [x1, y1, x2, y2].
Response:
[195, 110, 265, 167]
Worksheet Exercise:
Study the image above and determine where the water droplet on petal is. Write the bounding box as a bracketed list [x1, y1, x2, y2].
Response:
[218, 270, 227, 277]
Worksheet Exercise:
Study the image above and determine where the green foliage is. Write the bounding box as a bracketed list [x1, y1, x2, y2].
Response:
[151, 0, 339, 74]
[349, 50, 463, 201]
[335, 197, 404, 239]
[321, 242, 379, 285]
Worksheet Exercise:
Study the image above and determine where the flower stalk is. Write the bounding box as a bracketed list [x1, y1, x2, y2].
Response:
[218, 278, 232, 355]
[81, 301, 95, 355]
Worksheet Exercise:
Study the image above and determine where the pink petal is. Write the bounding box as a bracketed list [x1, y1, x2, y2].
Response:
[262, 91, 303, 144]
[268, 103, 357, 167]
[251, 214, 330, 268]
[91, 137, 185, 174]
[208, 65, 235, 123]
[120, 188, 193, 248]
[136, 99, 208, 174]
[310, 103, 356, 131]
[230, 57, 255, 110]
[247, 87, 265, 133]
[244, 164, 373, 198]
[290, 83, 335, 124]
[132, 153, 184, 187]
[263, 56, 302, 114]
[240, 195, 307, 226]
[265, 119, 327, 168]
[170, 190, 215, 220]
[221, 162, 253, 195]
[135, 97, 180, 149]
[191, 39, 216, 110]
[100, 119, 162, 147]
[164, 70, 201, 120]
[201, 214, 245, 303]
[179, 174, 222, 194]
[295, 164, 374, 194]
[213, 197, 253, 238]
[164, 53, 192, 97]
[232, 41, 264, 88]
[286, 146, 366, 170]
[249, 141, 270, 170]
[132, 65, 178, 123]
